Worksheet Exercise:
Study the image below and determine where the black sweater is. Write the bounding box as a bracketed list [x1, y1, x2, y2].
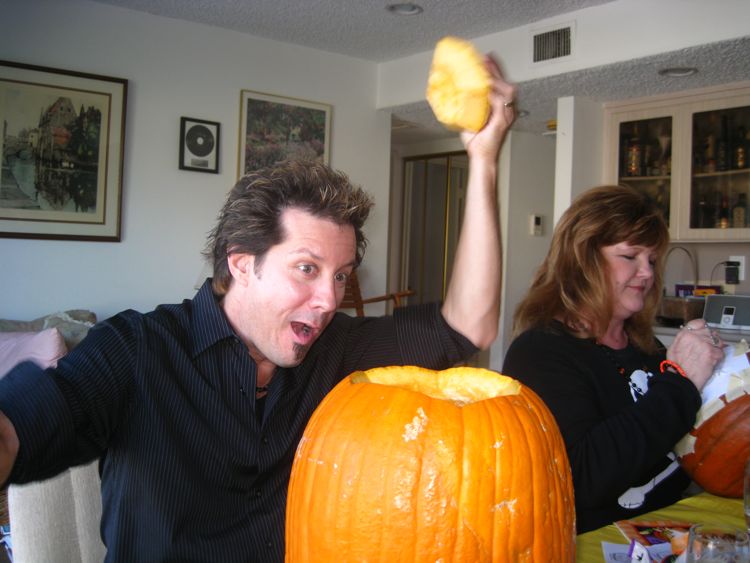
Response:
[502, 321, 701, 533]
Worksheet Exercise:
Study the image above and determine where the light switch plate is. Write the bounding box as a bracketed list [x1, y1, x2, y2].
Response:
[529, 214, 543, 236]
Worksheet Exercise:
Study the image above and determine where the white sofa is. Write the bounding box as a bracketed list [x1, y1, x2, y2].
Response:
[0, 311, 106, 563]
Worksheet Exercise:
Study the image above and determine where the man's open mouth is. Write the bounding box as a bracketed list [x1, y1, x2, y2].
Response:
[291, 321, 317, 343]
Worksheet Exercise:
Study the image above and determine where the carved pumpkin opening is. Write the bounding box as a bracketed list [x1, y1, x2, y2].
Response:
[350, 365, 521, 405]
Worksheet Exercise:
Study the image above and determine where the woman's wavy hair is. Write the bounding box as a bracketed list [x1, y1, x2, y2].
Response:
[204, 160, 374, 296]
[512, 185, 670, 353]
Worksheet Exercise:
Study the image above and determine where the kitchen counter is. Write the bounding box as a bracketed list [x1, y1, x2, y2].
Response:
[654, 324, 750, 346]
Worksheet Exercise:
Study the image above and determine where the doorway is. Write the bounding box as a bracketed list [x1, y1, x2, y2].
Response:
[401, 152, 468, 303]
[400, 151, 486, 367]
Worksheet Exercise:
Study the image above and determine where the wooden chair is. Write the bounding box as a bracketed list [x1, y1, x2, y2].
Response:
[339, 270, 414, 317]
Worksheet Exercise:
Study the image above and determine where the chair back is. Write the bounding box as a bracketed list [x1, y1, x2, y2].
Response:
[339, 270, 415, 317]
[340, 270, 365, 316]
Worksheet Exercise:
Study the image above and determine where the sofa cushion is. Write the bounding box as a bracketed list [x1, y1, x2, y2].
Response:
[0, 310, 96, 350]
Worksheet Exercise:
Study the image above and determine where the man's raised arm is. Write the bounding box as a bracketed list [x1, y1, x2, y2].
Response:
[441, 55, 516, 349]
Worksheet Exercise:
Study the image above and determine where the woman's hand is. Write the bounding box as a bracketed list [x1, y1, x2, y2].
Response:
[666, 319, 725, 390]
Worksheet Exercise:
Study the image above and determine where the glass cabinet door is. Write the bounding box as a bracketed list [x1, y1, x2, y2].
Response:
[617, 116, 673, 226]
[690, 104, 750, 230]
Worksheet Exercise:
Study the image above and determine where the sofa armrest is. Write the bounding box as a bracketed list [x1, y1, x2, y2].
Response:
[0, 310, 103, 561]
[8, 462, 105, 563]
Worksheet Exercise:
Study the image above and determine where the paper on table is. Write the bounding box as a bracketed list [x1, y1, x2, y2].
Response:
[601, 541, 672, 562]
[700, 339, 749, 406]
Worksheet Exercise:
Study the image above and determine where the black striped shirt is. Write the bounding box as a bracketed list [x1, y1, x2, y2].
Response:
[0, 281, 476, 562]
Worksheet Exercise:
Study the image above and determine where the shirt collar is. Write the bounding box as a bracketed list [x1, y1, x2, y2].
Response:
[190, 278, 237, 357]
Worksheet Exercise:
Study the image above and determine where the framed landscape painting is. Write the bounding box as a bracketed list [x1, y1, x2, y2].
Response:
[0, 60, 127, 241]
[238, 90, 330, 176]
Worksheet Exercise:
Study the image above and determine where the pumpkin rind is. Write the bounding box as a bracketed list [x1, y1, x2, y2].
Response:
[676, 392, 750, 498]
[285, 366, 575, 562]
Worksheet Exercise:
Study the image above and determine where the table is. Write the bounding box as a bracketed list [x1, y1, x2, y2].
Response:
[576, 492, 745, 561]
[653, 325, 750, 347]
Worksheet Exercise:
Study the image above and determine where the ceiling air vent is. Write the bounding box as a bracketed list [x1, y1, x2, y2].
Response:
[532, 25, 572, 63]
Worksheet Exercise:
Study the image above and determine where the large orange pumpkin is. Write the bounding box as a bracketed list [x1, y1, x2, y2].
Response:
[675, 353, 750, 498]
[285, 366, 575, 562]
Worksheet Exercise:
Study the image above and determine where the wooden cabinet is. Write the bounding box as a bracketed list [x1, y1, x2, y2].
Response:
[604, 82, 750, 241]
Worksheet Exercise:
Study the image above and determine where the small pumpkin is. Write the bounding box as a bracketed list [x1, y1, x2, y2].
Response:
[426, 36, 491, 132]
[285, 366, 575, 562]
[675, 342, 750, 497]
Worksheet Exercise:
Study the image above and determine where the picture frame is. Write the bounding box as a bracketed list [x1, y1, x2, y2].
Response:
[179, 117, 220, 174]
[238, 90, 331, 177]
[0, 60, 127, 241]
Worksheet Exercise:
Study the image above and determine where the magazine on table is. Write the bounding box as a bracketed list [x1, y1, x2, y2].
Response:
[609, 518, 693, 562]
[615, 518, 692, 547]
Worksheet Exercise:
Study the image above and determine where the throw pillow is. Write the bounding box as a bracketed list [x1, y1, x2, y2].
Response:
[0, 328, 68, 378]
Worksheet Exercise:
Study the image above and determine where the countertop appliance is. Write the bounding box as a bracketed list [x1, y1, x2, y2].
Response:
[703, 294, 750, 331]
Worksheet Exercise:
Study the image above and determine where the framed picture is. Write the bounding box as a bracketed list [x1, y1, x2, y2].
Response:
[179, 117, 220, 174]
[238, 90, 331, 176]
[0, 60, 127, 241]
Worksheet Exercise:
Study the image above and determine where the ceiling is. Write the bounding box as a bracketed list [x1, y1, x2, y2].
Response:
[90, 0, 750, 143]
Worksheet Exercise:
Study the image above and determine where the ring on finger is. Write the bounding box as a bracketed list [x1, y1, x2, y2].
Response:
[710, 332, 720, 346]
[503, 100, 515, 108]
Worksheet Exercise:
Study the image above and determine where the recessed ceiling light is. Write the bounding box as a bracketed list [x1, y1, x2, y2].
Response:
[658, 67, 698, 78]
[386, 3, 423, 16]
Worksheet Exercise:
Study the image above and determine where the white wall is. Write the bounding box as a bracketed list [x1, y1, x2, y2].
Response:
[0, 0, 391, 321]
[490, 131, 556, 371]
[553, 96, 604, 223]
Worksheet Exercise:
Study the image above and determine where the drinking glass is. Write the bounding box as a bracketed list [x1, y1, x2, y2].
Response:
[685, 523, 750, 562]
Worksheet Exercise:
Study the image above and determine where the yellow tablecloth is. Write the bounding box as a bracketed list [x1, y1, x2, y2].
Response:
[576, 492, 745, 562]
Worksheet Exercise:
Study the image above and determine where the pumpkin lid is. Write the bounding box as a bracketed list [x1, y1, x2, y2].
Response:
[426, 36, 491, 133]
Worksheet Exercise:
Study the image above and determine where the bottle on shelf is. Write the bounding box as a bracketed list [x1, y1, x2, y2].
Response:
[717, 194, 730, 228]
[716, 115, 729, 172]
[626, 124, 643, 177]
[704, 133, 716, 173]
[705, 189, 721, 228]
[657, 131, 671, 176]
[732, 193, 748, 228]
[643, 142, 654, 176]
[697, 190, 715, 228]
[735, 126, 747, 169]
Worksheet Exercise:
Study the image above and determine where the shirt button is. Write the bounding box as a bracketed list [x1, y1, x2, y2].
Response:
[261, 437, 269, 445]
[255, 489, 262, 498]
[266, 541, 273, 548]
